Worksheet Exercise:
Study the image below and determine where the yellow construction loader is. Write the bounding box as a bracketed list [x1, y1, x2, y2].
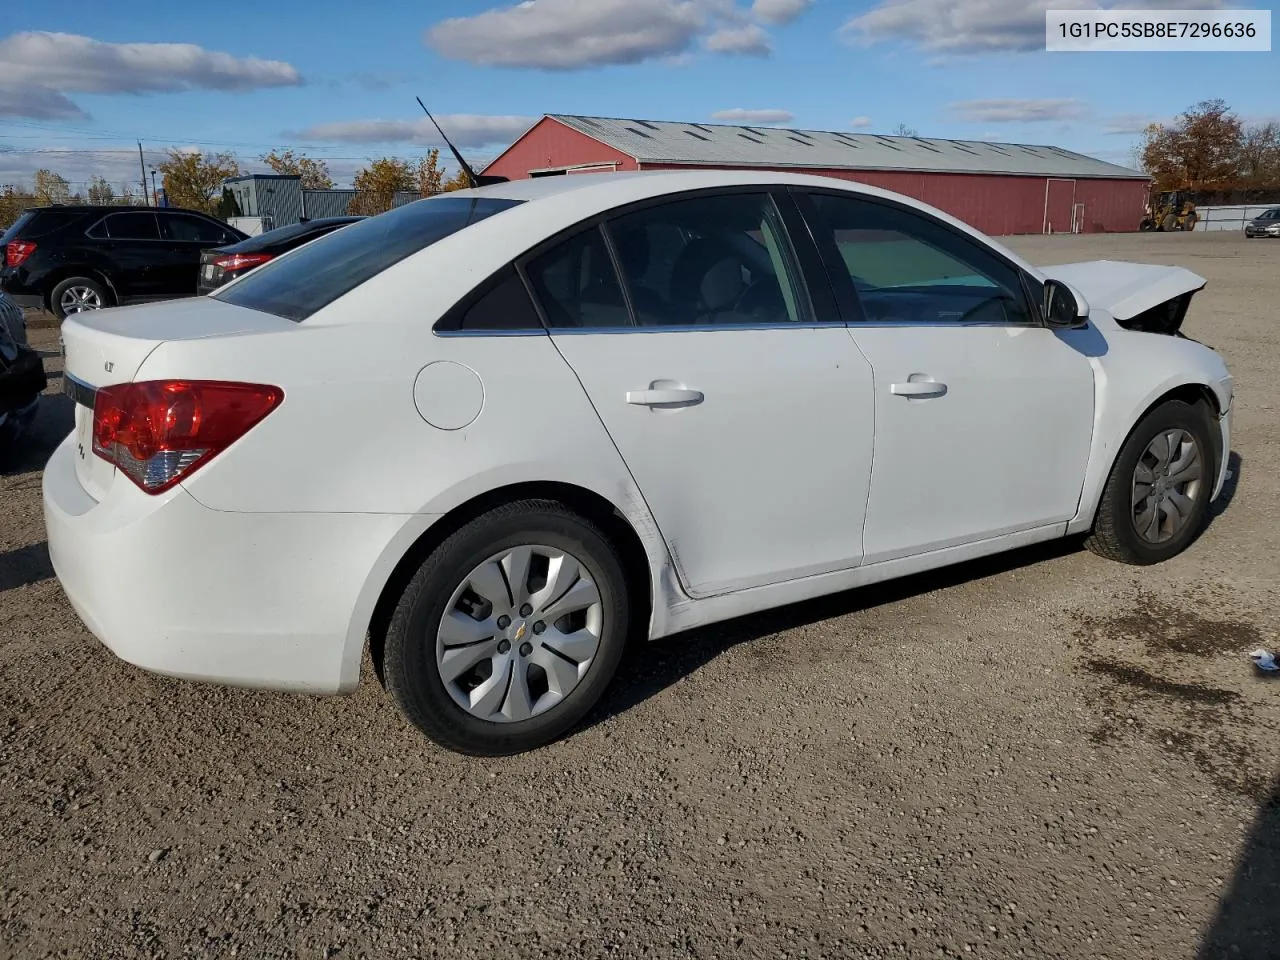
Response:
[1140, 191, 1199, 232]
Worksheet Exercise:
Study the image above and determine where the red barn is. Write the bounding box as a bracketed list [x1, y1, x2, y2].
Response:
[484, 114, 1151, 236]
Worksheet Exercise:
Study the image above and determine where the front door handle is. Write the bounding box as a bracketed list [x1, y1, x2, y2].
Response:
[626, 387, 704, 407]
[890, 377, 948, 399]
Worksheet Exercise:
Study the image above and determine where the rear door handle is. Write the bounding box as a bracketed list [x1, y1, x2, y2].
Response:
[890, 377, 948, 399]
[626, 387, 704, 407]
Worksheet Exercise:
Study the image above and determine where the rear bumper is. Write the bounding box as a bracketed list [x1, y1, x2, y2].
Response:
[42, 433, 420, 695]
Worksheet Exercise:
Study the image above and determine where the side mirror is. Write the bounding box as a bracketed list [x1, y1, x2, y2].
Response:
[1042, 278, 1088, 329]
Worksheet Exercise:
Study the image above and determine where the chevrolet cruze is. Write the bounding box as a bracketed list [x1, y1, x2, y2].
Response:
[44, 171, 1235, 755]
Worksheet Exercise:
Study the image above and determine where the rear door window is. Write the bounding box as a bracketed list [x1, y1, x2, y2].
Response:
[523, 227, 630, 329]
[102, 212, 161, 240]
[214, 196, 522, 322]
[160, 212, 229, 244]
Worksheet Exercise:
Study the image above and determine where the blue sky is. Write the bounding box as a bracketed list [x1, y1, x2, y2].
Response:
[1, 0, 1276, 190]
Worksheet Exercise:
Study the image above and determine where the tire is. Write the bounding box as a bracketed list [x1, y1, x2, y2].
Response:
[49, 276, 110, 321]
[1085, 399, 1218, 565]
[1162, 214, 1177, 232]
[384, 499, 631, 756]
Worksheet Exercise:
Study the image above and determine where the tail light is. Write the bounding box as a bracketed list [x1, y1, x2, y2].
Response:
[5, 240, 36, 268]
[92, 380, 283, 494]
[211, 252, 273, 272]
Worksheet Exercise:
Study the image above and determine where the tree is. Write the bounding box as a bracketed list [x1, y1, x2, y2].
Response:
[1239, 121, 1280, 186]
[32, 168, 70, 205]
[0, 184, 35, 229]
[87, 176, 115, 205]
[893, 123, 918, 138]
[215, 187, 243, 219]
[351, 157, 415, 214]
[416, 148, 447, 197]
[158, 149, 241, 213]
[442, 169, 472, 193]
[260, 148, 335, 189]
[1140, 99, 1243, 191]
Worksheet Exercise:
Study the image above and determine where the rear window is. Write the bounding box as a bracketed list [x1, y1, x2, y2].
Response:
[3, 209, 86, 241]
[213, 196, 523, 322]
[99, 211, 160, 240]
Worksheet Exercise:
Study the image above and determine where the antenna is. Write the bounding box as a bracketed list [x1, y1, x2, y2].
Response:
[416, 97, 508, 188]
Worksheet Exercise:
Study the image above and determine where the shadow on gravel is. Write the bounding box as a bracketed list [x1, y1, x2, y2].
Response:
[1198, 777, 1280, 960]
[590, 535, 1085, 729]
[592, 453, 1246, 730]
[1206, 451, 1243, 528]
[0, 542, 55, 592]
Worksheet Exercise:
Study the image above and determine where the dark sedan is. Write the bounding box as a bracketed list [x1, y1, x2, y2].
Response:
[1244, 207, 1280, 238]
[197, 216, 365, 294]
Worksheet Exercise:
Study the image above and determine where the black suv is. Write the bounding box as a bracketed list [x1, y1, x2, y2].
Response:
[0, 205, 247, 319]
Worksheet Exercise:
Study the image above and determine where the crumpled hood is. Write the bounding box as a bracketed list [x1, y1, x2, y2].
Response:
[1038, 260, 1206, 321]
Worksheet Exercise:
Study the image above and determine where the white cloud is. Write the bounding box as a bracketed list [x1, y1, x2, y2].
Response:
[426, 0, 707, 69]
[751, 0, 814, 24]
[849, 116, 873, 128]
[289, 115, 536, 149]
[705, 24, 773, 55]
[425, 0, 808, 69]
[946, 98, 1088, 123]
[1103, 113, 1158, 135]
[0, 32, 302, 119]
[712, 108, 795, 124]
[841, 0, 1230, 55]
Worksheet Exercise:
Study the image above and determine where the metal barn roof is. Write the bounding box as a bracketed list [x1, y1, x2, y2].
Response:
[548, 114, 1147, 180]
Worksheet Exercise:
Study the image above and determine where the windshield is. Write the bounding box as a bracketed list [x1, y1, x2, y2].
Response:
[213, 195, 523, 322]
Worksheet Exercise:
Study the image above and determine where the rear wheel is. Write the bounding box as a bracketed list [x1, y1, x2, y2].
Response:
[49, 276, 109, 320]
[1085, 399, 1217, 565]
[384, 500, 631, 756]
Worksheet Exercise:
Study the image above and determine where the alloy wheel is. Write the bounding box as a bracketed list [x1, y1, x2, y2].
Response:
[1131, 428, 1203, 544]
[435, 545, 603, 723]
[59, 286, 103, 314]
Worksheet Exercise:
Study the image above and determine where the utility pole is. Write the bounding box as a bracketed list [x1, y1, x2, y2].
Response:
[137, 141, 150, 206]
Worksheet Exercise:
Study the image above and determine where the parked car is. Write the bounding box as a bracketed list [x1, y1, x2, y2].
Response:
[44, 171, 1234, 757]
[1, 205, 247, 320]
[0, 289, 46, 456]
[1243, 207, 1280, 238]
[197, 216, 366, 294]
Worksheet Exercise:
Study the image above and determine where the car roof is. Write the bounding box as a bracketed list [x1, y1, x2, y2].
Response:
[432, 169, 1042, 277]
[21, 204, 215, 215]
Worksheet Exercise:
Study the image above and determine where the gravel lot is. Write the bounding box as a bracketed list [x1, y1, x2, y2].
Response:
[2, 231, 1277, 960]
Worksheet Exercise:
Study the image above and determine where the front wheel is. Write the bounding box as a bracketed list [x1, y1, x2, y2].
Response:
[1085, 399, 1218, 565]
[384, 500, 631, 756]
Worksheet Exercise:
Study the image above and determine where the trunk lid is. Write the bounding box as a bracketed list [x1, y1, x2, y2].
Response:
[1039, 260, 1206, 331]
[61, 297, 296, 501]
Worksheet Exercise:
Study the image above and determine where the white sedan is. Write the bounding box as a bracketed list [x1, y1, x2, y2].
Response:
[43, 170, 1234, 755]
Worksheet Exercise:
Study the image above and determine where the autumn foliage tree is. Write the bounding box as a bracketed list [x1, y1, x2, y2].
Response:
[87, 176, 115, 205]
[260, 149, 335, 189]
[350, 157, 416, 215]
[351, 150, 472, 214]
[158, 149, 241, 214]
[1140, 99, 1280, 194]
[33, 169, 70, 205]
